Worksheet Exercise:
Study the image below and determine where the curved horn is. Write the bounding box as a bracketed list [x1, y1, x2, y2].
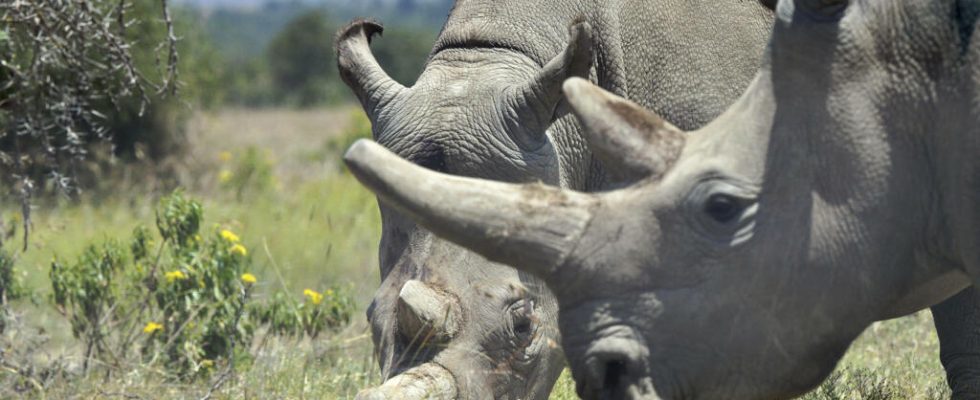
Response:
[336, 19, 406, 119]
[344, 139, 597, 279]
[505, 21, 594, 148]
[563, 77, 686, 183]
[397, 280, 461, 343]
[355, 362, 457, 400]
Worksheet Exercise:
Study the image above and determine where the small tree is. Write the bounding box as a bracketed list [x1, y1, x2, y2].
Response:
[0, 0, 222, 246]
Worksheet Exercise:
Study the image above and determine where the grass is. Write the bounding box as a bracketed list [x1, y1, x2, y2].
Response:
[0, 107, 951, 399]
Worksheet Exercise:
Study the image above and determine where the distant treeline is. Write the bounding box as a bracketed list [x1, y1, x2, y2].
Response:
[201, 3, 439, 107]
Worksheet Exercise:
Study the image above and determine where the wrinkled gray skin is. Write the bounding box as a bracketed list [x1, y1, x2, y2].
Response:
[343, 0, 980, 398]
[336, 1, 776, 399]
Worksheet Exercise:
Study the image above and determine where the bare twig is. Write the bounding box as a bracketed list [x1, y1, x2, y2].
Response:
[158, 0, 179, 97]
[199, 287, 250, 400]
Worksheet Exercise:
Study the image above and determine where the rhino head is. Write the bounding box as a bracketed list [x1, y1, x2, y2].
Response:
[336, 12, 595, 400]
[344, 0, 980, 398]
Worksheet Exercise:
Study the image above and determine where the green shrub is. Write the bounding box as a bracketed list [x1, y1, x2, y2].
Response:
[266, 10, 338, 107]
[49, 190, 353, 379]
[0, 249, 23, 305]
[218, 147, 277, 199]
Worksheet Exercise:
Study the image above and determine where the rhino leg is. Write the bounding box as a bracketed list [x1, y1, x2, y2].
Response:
[932, 287, 980, 398]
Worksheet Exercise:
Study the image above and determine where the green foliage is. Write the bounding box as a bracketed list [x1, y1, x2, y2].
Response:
[103, 3, 224, 164]
[47, 190, 353, 379]
[0, 1, 222, 195]
[207, 7, 437, 107]
[254, 287, 354, 338]
[267, 11, 338, 107]
[798, 367, 949, 400]
[0, 249, 24, 304]
[155, 191, 204, 249]
[203, 3, 312, 64]
[218, 147, 276, 199]
[0, 0, 171, 193]
[312, 110, 373, 169]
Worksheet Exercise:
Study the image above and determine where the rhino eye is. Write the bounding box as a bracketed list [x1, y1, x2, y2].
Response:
[514, 315, 532, 336]
[510, 300, 535, 339]
[704, 194, 743, 224]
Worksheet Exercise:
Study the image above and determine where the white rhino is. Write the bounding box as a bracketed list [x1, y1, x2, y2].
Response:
[336, 1, 774, 398]
[343, 0, 980, 398]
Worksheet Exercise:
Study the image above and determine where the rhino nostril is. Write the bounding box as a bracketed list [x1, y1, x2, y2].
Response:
[581, 349, 639, 400]
[603, 358, 628, 391]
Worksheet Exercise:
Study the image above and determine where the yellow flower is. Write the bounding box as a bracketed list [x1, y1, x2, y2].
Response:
[218, 170, 233, 183]
[303, 289, 323, 305]
[241, 273, 257, 285]
[201, 359, 214, 369]
[143, 322, 163, 334]
[218, 151, 232, 162]
[164, 270, 188, 283]
[230, 243, 248, 256]
[325, 288, 334, 297]
[220, 229, 240, 243]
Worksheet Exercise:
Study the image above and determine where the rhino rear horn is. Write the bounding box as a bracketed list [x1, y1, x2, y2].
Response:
[336, 19, 406, 121]
[506, 21, 594, 149]
[563, 77, 686, 183]
[344, 139, 597, 280]
[397, 280, 460, 343]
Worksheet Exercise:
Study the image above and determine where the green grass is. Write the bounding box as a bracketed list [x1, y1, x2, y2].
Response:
[0, 108, 951, 399]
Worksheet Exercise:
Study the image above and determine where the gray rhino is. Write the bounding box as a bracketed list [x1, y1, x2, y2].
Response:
[335, 1, 774, 398]
[343, 0, 980, 398]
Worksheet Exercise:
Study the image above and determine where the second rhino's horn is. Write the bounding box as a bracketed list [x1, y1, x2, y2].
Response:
[397, 280, 461, 342]
[563, 77, 686, 183]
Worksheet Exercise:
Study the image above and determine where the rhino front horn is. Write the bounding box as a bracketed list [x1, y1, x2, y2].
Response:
[397, 280, 461, 343]
[336, 18, 406, 120]
[355, 362, 457, 400]
[506, 20, 594, 149]
[343, 139, 597, 280]
[563, 77, 686, 183]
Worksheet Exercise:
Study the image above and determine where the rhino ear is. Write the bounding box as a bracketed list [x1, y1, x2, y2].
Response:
[336, 19, 406, 121]
[506, 21, 594, 149]
[563, 77, 686, 183]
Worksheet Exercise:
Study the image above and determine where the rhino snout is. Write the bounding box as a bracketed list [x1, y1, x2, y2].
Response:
[575, 328, 660, 400]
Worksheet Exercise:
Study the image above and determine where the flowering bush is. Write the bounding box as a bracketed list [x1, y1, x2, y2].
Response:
[48, 190, 353, 379]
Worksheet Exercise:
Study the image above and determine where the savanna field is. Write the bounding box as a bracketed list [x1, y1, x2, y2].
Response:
[0, 107, 956, 399]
